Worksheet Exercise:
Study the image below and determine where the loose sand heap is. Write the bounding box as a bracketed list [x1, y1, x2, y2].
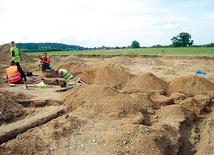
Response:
[0, 44, 214, 155]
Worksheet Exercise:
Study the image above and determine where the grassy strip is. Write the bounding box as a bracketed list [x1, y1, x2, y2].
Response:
[26, 47, 214, 56]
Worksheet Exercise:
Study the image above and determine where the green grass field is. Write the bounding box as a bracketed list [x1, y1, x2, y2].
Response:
[26, 47, 214, 56]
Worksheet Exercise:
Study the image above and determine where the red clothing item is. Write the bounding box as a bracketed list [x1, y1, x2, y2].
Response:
[40, 56, 50, 64]
[6, 66, 21, 83]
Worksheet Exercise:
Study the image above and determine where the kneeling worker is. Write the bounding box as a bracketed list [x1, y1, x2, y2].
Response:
[6, 60, 27, 84]
[39, 52, 52, 72]
[54, 69, 73, 80]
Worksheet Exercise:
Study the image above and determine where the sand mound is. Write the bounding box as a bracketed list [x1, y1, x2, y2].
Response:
[0, 44, 35, 65]
[1, 55, 214, 154]
[123, 72, 168, 94]
[169, 75, 214, 94]
[78, 64, 134, 89]
[178, 98, 209, 116]
[58, 62, 89, 77]
[0, 64, 8, 83]
[130, 93, 158, 109]
[156, 104, 197, 123]
[63, 84, 142, 118]
[0, 44, 10, 64]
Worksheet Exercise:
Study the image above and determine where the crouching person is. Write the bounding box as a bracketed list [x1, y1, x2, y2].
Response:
[6, 60, 27, 84]
[54, 69, 73, 80]
[39, 52, 52, 72]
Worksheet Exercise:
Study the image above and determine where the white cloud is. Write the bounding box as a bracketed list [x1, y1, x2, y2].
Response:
[0, 0, 214, 47]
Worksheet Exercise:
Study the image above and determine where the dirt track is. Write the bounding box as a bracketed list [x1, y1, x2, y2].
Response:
[0, 44, 214, 155]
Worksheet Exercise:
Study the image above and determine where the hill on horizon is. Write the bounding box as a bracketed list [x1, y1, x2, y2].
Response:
[16, 42, 85, 52]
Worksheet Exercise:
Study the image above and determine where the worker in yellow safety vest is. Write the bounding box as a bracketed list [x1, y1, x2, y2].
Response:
[54, 69, 73, 80]
[9, 41, 22, 69]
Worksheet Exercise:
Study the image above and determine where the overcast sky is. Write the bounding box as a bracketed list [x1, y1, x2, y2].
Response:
[0, 0, 214, 47]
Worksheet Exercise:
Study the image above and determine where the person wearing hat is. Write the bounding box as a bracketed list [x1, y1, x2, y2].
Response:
[9, 41, 22, 69]
[54, 69, 73, 80]
[6, 60, 27, 84]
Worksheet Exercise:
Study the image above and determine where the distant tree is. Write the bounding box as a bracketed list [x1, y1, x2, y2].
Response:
[131, 40, 140, 48]
[101, 46, 106, 50]
[151, 44, 163, 48]
[171, 32, 194, 47]
[205, 43, 214, 47]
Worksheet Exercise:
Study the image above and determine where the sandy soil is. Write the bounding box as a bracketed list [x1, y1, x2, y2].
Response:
[0, 44, 214, 155]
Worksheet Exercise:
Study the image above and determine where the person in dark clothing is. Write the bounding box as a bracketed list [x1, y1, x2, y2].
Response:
[6, 60, 27, 84]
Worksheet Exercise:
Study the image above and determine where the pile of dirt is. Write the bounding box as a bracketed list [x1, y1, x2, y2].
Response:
[169, 75, 214, 94]
[1, 55, 214, 154]
[122, 72, 168, 94]
[150, 105, 198, 154]
[177, 97, 211, 116]
[63, 84, 142, 118]
[0, 64, 8, 85]
[156, 104, 197, 123]
[58, 62, 89, 77]
[78, 64, 135, 89]
[0, 44, 10, 64]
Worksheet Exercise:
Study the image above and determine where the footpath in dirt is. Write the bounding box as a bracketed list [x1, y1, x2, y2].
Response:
[0, 44, 214, 155]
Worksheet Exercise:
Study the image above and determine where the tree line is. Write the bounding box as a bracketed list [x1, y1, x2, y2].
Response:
[131, 32, 214, 48]
[16, 32, 214, 52]
[16, 43, 85, 52]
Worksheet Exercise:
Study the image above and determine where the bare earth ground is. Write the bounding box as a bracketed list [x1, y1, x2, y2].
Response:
[0, 44, 214, 155]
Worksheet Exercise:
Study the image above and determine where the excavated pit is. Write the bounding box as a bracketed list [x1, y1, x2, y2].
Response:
[1, 44, 214, 154]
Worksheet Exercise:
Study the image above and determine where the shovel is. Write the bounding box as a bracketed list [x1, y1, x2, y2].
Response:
[23, 81, 28, 90]
[76, 78, 87, 85]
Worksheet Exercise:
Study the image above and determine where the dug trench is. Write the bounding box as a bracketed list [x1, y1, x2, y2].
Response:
[0, 88, 67, 144]
[0, 74, 214, 154]
[0, 44, 214, 154]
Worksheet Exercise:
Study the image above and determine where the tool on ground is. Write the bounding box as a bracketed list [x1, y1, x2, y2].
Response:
[59, 82, 76, 87]
[55, 79, 60, 85]
[37, 81, 48, 88]
[76, 78, 87, 85]
[26, 72, 33, 76]
[60, 82, 67, 87]
[66, 82, 76, 86]
[23, 81, 28, 90]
